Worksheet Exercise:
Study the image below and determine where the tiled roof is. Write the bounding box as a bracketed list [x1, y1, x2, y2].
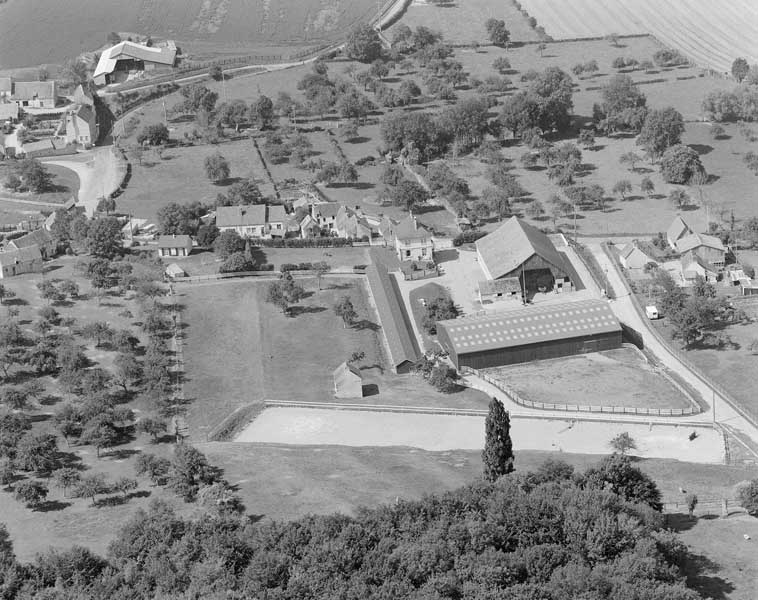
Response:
[0, 245, 42, 267]
[9, 228, 53, 249]
[479, 278, 521, 295]
[681, 252, 716, 274]
[676, 232, 725, 254]
[12, 81, 56, 101]
[394, 215, 430, 243]
[216, 205, 286, 228]
[366, 263, 421, 369]
[437, 299, 620, 354]
[667, 216, 691, 242]
[313, 202, 340, 219]
[476, 217, 566, 280]
[157, 234, 192, 248]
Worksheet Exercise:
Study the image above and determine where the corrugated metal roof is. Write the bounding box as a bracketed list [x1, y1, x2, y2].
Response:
[94, 41, 176, 78]
[476, 217, 566, 280]
[437, 299, 620, 354]
[366, 263, 421, 369]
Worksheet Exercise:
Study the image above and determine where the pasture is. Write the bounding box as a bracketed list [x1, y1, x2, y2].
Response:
[484, 347, 695, 410]
[0, 0, 379, 69]
[518, 0, 758, 73]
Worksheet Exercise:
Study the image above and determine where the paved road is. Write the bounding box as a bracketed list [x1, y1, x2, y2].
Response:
[589, 242, 758, 456]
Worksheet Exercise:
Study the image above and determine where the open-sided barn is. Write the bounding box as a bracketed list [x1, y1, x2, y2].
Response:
[437, 299, 622, 370]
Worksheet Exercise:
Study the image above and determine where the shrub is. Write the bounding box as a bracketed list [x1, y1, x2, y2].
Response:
[453, 231, 487, 246]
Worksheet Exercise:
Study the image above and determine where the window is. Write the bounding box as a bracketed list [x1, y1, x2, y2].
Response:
[405, 250, 411, 257]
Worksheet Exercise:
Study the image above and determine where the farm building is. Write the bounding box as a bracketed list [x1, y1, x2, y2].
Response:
[478, 278, 522, 304]
[157, 234, 193, 258]
[333, 362, 363, 398]
[11, 80, 57, 108]
[619, 243, 654, 270]
[93, 41, 177, 86]
[335, 206, 373, 240]
[365, 263, 421, 373]
[675, 232, 726, 268]
[216, 204, 287, 238]
[436, 299, 622, 370]
[165, 263, 186, 278]
[7, 228, 56, 258]
[667, 216, 693, 249]
[681, 252, 718, 284]
[0, 245, 43, 278]
[476, 217, 572, 294]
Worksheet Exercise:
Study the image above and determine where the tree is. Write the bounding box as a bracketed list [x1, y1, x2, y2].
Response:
[53, 467, 81, 498]
[536, 43, 547, 57]
[312, 261, 331, 291]
[334, 296, 357, 328]
[609, 432, 637, 455]
[15, 159, 53, 193]
[135, 453, 171, 486]
[606, 32, 620, 47]
[15, 432, 59, 474]
[612, 179, 632, 200]
[388, 180, 429, 212]
[660, 144, 706, 184]
[637, 107, 685, 160]
[219, 252, 254, 273]
[215, 99, 248, 131]
[181, 83, 218, 114]
[597, 74, 647, 134]
[345, 23, 382, 63]
[669, 188, 690, 209]
[732, 57, 750, 82]
[79, 416, 119, 458]
[685, 492, 698, 519]
[640, 176, 655, 197]
[582, 453, 662, 510]
[136, 417, 166, 442]
[1, 387, 29, 411]
[86, 217, 122, 258]
[578, 128, 595, 149]
[428, 363, 458, 393]
[213, 230, 245, 259]
[738, 479, 758, 515]
[156, 202, 201, 235]
[482, 398, 514, 481]
[81, 321, 113, 348]
[485, 18, 510, 46]
[266, 272, 305, 316]
[619, 151, 642, 172]
[136, 123, 169, 146]
[96, 197, 116, 215]
[14, 480, 48, 507]
[114, 476, 138, 498]
[481, 187, 512, 219]
[197, 481, 245, 515]
[61, 58, 89, 86]
[252, 95, 275, 129]
[421, 297, 458, 334]
[113, 353, 143, 392]
[204, 152, 230, 183]
[492, 57, 511, 74]
[525, 199, 544, 219]
[167, 445, 220, 501]
[74, 473, 108, 506]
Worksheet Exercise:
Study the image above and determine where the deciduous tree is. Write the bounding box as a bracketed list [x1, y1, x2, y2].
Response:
[482, 397, 514, 481]
[345, 23, 382, 63]
[204, 152, 230, 183]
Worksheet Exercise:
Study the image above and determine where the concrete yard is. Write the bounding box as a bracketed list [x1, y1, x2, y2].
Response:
[236, 407, 725, 463]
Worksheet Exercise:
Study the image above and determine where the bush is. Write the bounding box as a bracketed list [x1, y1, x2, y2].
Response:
[255, 237, 354, 248]
[280, 262, 330, 272]
[453, 231, 487, 246]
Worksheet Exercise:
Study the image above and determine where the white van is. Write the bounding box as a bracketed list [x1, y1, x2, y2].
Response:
[645, 305, 659, 320]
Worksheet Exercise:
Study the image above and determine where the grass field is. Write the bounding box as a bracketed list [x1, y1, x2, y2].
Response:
[0, 163, 80, 217]
[484, 347, 695, 410]
[0, 0, 379, 69]
[518, 0, 758, 73]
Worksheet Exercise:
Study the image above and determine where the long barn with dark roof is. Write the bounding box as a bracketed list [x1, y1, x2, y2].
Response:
[437, 299, 621, 369]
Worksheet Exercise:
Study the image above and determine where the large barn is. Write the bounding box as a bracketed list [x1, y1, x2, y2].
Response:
[476, 217, 571, 294]
[93, 41, 177, 86]
[436, 299, 622, 370]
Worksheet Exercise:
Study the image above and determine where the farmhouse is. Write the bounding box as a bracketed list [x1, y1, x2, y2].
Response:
[365, 263, 421, 373]
[681, 252, 718, 284]
[216, 205, 287, 238]
[59, 104, 98, 147]
[7, 228, 56, 258]
[394, 215, 434, 262]
[437, 299, 622, 370]
[299, 214, 321, 238]
[93, 40, 177, 86]
[157, 234, 193, 258]
[333, 362, 363, 399]
[11, 80, 57, 108]
[335, 206, 373, 240]
[0, 246, 43, 278]
[476, 217, 571, 294]
[667, 216, 693, 249]
[478, 278, 522, 304]
[619, 243, 655, 270]
[309, 202, 340, 231]
[675, 232, 726, 268]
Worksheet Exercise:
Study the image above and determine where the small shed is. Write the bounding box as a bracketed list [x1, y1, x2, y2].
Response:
[165, 263, 186, 278]
[478, 278, 522, 304]
[333, 361, 363, 399]
[157, 234, 192, 258]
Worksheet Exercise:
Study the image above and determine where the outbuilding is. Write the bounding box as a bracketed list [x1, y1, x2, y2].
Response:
[478, 278, 522, 304]
[333, 362, 363, 398]
[157, 234, 193, 258]
[0, 245, 43, 278]
[436, 298, 622, 370]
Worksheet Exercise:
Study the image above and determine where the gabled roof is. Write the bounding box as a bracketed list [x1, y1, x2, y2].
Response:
[479, 278, 521, 295]
[676, 232, 725, 254]
[300, 214, 319, 229]
[667, 216, 692, 242]
[312, 202, 340, 219]
[94, 41, 177, 78]
[365, 263, 421, 369]
[71, 104, 95, 123]
[0, 245, 42, 267]
[216, 205, 286, 228]
[9, 228, 53, 249]
[0, 102, 18, 121]
[165, 263, 186, 277]
[681, 252, 717, 274]
[620, 243, 652, 262]
[437, 299, 620, 354]
[72, 84, 94, 106]
[394, 215, 430, 243]
[12, 80, 56, 101]
[333, 361, 362, 384]
[475, 217, 566, 280]
[157, 234, 192, 248]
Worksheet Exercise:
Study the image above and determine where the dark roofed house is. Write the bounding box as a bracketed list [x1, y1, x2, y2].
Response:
[394, 215, 434, 262]
[7, 228, 56, 258]
[675, 232, 725, 268]
[333, 362, 363, 398]
[157, 234, 193, 258]
[478, 278, 522, 304]
[216, 204, 287, 238]
[437, 299, 622, 370]
[476, 216, 571, 294]
[365, 263, 421, 373]
[0, 245, 43, 278]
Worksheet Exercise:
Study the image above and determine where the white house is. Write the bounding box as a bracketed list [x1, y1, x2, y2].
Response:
[619, 243, 654, 270]
[157, 234, 193, 258]
[60, 104, 98, 147]
[394, 215, 434, 262]
[216, 204, 287, 238]
[310, 202, 340, 231]
[11, 80, 57, 108]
